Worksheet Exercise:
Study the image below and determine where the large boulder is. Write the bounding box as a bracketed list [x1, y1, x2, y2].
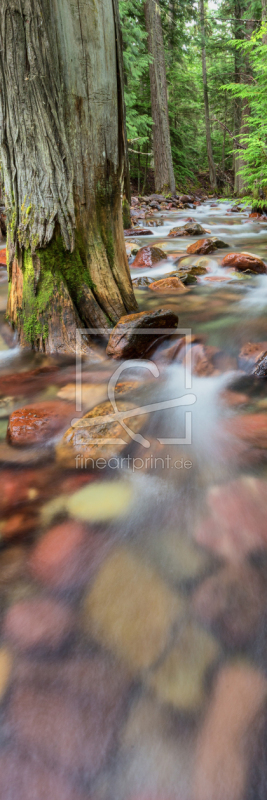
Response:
[168, 222, 207, 238]
[106, 309, 178, 359]
[131, 245, 167, 269]
[149, 276, 188, 293]
[221, 253, 267, 273]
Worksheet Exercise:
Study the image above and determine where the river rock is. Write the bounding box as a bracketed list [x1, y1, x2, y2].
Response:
[0, 753, 88, 800]
[106, 309, 178, 359]
[253, 353, 267, 376]
[131, 246, 167, 268]
[3, 597, 75, 652]
[194, 476, 267, 561]
[187, 239, 216, 255]
[0, 248, 6, 266]
[168, 222, 206, 238]
[28, 520, 110, 590]
[188, 344, 220, 376]
[192, 563, 267, 647]
[147, 621, 220, 712]
[149, 277, 189, 293]
[7, 400, 75, 446]
[225, 411, 267, 449]
[238, 341, 267, 371]
[83, 547, 185, 672]
[67, 479, 133, 523]
[7, 656, 131, 780]
[132, 276, 153, 287]
[0, 648, 13, 700]
[56, 399, 146, 468]
[124, 227, 153, 236]
[221, 253, 267, 273]
[193, 662, 267, 800]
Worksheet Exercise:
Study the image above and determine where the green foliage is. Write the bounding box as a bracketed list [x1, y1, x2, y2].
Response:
[223, 25, 267, 200]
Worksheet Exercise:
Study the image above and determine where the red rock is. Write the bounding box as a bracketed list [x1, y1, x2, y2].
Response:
[226, 412, 267, 449]
[0, 752, 88, 800]
[8, 656, 131, 779]
[0, 365, 58, 397]
[249, 212, 267, 220]
[219, 389, 248, 407]
[194, 477, 267, 561]
[187, 238, 215, 255]
[28, 520, 110, 590]
[193, 663, 267, 800]
[3, 597, 74, 651]
[221, 253, 267, 273]
[124, 228, 153, 236]
[0, 248, 6, 266]
[131, 246, 167, 269]
[7, 400, 75, 446]
[149, 277, 188, 293]
[186, 344, 220, 377]
[192, 563, 267, 646]
[238, 341, 267, 371]
[106, 309, 178, 359]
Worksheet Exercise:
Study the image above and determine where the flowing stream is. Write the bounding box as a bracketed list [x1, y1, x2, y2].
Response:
[0, 200, 267, 799]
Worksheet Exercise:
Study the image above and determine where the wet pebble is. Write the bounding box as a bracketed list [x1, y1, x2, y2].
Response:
[3, 596, 75, 652]
[7, 400, 76, 446]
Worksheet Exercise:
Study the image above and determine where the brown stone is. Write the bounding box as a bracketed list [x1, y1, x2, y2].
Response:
[187, 344, 220, 377]
[7, 655, 131, 779]
[106, 308, 178, 359]
[168, 222, 206, 238]
[193, 662, 267, 800]
[194, 477, 267, 561]
[0, 509, 39, 539]
[0, 248, 6, 266]
[0, 546, 26, 588]
[187, 238, 216, 255]
[83, 547, 185, 672]
[28, 520, 109, 590]
[225, 412, 267, 449]
[124, 227, 153, 236]
[149, 277, 188, 293]
[131, 246, 167, 268]
[7, 400, 76, 446]
[192, 563, 267, 647]
[221, 253, 267, 273]
[3, 597, 75, 651]
[56, 399, 147, 468]
[238, 341, 267, 371]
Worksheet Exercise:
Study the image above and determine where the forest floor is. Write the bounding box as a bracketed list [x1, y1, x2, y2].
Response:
[0, 199, 267, 798]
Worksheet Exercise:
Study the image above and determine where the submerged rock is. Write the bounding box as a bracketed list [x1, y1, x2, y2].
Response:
[83, 547, 185, 672]
[3, 597, 75, 652]
[238, 341, 267, 371]
[132, 276, 153, 287]
[106, 308, 178, 359]
[131, 245, 167, 268]
[192, 563, 267, 647]
[124, 227, 154, 236]
[28, 520, 110, 590]
[149, 276, 189, 293]
[193, 662, 267, 800]
[221, 253, 267, 273]
[147, 621, 220, 712]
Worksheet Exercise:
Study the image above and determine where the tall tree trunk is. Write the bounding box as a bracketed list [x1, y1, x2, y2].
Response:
[144, 0, 176, 195]
[234, 14, 253, 195]
[199, 0, 217, 190]
[0, 0, 137, 353]
[262, 0, 267, 44]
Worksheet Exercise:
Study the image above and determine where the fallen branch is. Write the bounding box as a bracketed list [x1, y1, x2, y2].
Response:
[210, 118, 247, 149]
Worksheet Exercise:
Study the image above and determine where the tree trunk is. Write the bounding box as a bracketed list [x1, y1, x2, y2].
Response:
[199, 0, 217, 190]
[144, 0, 176, 195]
[234, 15, 253, 195]
[262, 0, 267, 44]
[0, 0, 137, 353]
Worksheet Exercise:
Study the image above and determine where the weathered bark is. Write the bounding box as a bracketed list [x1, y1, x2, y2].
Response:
[144, 0, 176, 195]
[234, 14, 253, 195]
[199, 0, 217, 190]
[0, 0, 137, 352]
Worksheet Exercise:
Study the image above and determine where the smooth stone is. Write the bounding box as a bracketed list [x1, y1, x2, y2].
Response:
[106, 309, 178, 359]
[131, 246, 167, 268]
[193, 662, 267, 800]
[83, 547, 185, 671]
[67, 479, 133, 522]
[149, 277, 189, 293]
[192, 563, 267, 647]
[29, 520, 110, 590]
[168, 222, 206, 238]
[56, 399, 146, 468]
[147, 621, 220, 712]
[221, 252, 267, 273]
[187, 238, 216, 255]
[7, 400, 75, 446]
[3, 596, 75, 651]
